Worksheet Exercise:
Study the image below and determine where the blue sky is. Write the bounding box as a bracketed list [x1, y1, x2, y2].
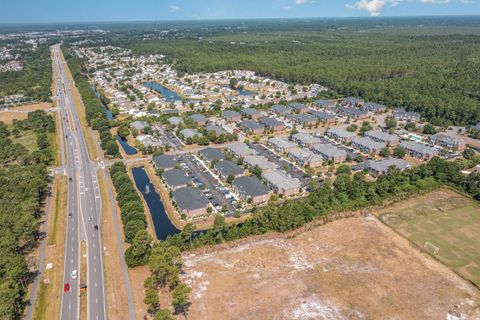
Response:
[1, 0, 479, 24]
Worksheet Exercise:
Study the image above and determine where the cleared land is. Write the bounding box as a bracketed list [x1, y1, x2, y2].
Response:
[182, 215, 480, 320]
[0, 103, 52, 124]
[378, 188, 480, 288]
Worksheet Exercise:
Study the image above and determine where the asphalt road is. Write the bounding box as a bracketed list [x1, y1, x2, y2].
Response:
[53, 45, 106, 320]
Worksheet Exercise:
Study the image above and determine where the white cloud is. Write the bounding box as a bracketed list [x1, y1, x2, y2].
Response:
[346, 0, 466, 16]
[169, 5, 181, 12]
[294, 0, 309, 4]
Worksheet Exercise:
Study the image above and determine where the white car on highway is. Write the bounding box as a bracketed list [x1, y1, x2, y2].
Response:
[71, 269, 78, 280]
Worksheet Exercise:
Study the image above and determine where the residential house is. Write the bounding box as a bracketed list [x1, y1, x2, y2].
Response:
[239, 120, 264, 134]
[232, 176, 270, 204]
[287, 148, 323, 168]
[267, 137, 298, 153]
[172, 187, 210, 218]
[130, 120, 148, 133]
[343, 97, 365, 107]
[293, 114, 317, 127]
[222, 110, 242, 122]
[309, 110, 336, 124]
[352, 137, 387, 155]
[400, 141, 439, 160]
[291, 132, 322, 148]
[312, 144, 347, 163]
[259, 117, 286, 132]
[162, 169, 191, 191]
[289, 103, 308, 114]
[271, 104, 291, 116]
[364, 130, 400, 146]
[180, 128, 202, 140]
[244, 155, 277, 173]
[363, 102, 387, 113]
[326, 128, 356, 143]
[392, 108, 421, 122]
[166, 116, 182, 127]
[262, 170, 302, 197]
[429, 133, 466, 151]
[152, 154, 177, 171]
[314, 99, 336, 109]
[365, 158, 411, 177]
[338, 107, 368, 120]
[214, 160, 245, 180]
[198, 147, 225, 164]
[227, 142, 257, 158]
[189, 114, 207, 126]
[241, 108, 262, 120]
[205, 125, 228, 136]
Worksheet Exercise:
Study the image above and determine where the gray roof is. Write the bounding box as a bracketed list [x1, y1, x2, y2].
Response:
[400, 141, 439, 155]
[292, 132, 322, 146]
[166, 117, 182, 126]
[309, 110, 335, 121]
[172, 187, 209, 211]
[364, 102, 386, 111]
[327, 127, 356, 139]
[189, 114, 207, 123]
[271, 105, 290, 113]
[215, 160, 244, 177]
[288, 103, 307, 111]
[345, 97, 364, 105]
[392, 109, 421, 120]
[199, 147, 225, 162]
[430, 133, 465, 145]
[268, 137, 297, 150]
[130, 120, 148, 130]
[222, 110, 241, 119]
[239, 120, 264, 131]
[262, 170, 302, 190]
[288, 148, 323, 164]
[241, 108, 261, 117]
[315, 99, 336, 107]
[259, 117, 284, 128]
[227, 142, 256, 157]
[163, 169, 191, 188]
[352, 137, 387, 150]
[152, 154, 177, 170]
[364, 130, 399, 143]
[312, 144, 347, 159]
[181, 128, 202, 139]
[338, 107, 368, 117]
[245, 155, 277, 171]
[233, 175, 269, 197]
[293, 114, 316, 124]
[205, 125, 227, 136]
[366, 158, 411, 175]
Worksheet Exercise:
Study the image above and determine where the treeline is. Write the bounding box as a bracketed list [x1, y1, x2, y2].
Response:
[128, 30, 480, 126]
[109, 162, 151, 267]
[0, 110, 55, 319]
[0, 45, 52, 102]
[62, 48, 119, 157]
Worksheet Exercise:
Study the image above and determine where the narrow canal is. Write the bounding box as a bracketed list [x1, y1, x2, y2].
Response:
[143, 82, 182, 102]
[116, 134, 137, 155]
[91, 85, 113, 120]
[131, 167, 180, 240]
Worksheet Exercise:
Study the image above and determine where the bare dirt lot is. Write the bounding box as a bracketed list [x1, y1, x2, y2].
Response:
[182, 216, 480, 320]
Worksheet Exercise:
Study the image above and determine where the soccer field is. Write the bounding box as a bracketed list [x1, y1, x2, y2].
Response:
[379, 189, 480, 287]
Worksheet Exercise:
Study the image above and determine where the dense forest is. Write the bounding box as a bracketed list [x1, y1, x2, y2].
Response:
[0, 45, 52, 102]
[0, 110, 55, 319]
[62, 48, 119, 157]
[125, 27, 480, 126]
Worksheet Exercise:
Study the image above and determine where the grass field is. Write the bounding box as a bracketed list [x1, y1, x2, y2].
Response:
[379, 189, 480, 287]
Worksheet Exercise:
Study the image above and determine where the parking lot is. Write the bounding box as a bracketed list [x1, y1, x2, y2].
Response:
[154, 124, 184, 150]
[248, 143, 309, 187]
[178, 154, 236, 215]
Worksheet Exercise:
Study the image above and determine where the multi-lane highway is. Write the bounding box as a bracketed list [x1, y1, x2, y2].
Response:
[52, 44, 106, 320]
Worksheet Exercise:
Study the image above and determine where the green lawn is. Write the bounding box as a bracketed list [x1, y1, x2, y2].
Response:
[380, 194, 480, 287]
[13, 130, 37, 152]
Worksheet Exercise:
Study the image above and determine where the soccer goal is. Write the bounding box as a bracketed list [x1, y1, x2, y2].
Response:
[424, 241, 440, 255]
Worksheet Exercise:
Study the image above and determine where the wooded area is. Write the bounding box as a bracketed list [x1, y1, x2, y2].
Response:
[127, 27, 480, 126]
[0, 110, 55, 319]
[0, 45, 52, 103]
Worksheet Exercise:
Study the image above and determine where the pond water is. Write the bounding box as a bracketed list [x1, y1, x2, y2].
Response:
[116, 134, 137, 155]
[131, 167, 180, 240]
[91, 86, 113, 120]
[143, 82, 182, 102]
